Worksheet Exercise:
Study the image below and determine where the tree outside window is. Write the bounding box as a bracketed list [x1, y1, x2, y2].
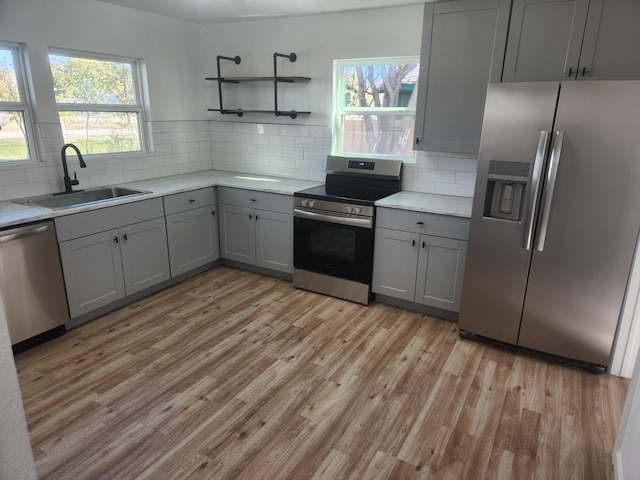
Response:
[0, 45, 36, 162]
[48, 52, 145, 155]
[333, 57, 419, 161]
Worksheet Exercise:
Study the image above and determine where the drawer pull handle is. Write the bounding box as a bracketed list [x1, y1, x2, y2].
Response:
[189, 199, 196, 203]
[250, 198, 256, 202]
[417, 221, 424, 225]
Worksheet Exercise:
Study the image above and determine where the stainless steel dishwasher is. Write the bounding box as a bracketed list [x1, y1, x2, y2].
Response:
[0, 220, 68, 352]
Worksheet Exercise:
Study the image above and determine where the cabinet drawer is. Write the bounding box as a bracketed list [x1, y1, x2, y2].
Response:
[218, 187, 293, 214]
[55, 198, 164, 242]
[163, 187, 215, 215]
[376, 207, 470, 240]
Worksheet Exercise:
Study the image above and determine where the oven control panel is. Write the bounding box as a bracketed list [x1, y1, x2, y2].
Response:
[295, 197, 374, 218]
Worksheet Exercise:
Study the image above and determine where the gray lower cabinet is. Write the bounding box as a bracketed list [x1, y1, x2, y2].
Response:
[503, 0, 640, 81]
[56, 198, 170, 318]
[372, 207, 469, 313]
[218, 187, 293, 274]
[164, 188, 219, 277]
[414, 0, 511, 154]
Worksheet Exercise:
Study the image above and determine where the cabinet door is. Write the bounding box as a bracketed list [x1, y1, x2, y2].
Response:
[414, 0, 511, 154]
[577, 0, 640, 80]
[372, 228, 420, 301]
[59, 229, 125, 318]
[219, 204, 256, 265]
[166, 206, 220, 277]
[255, 210, 293, 274]
[502, 0, 590, 81]
[415, 236, 468, 312]
[119, 218, 170, 295]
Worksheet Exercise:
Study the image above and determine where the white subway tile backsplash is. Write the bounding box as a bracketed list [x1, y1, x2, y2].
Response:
[0, 118, 477, 201]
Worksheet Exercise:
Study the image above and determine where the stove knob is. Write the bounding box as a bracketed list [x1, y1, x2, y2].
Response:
[346, 205, 353, 213]
[301, 199, 308, 207]
[354, 206, 361, 214]
[309, 200, 316, 208]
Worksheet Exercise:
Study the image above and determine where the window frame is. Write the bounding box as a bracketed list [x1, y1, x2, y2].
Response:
[48, 48, 148, 157]
[331, 56, 419, 162]
[0, 42, 39, 163]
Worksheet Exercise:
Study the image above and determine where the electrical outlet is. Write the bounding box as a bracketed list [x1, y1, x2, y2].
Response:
[296, 147, 304, 160]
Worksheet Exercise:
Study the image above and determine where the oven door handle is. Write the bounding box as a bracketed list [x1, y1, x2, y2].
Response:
[294, 208, 372, 229]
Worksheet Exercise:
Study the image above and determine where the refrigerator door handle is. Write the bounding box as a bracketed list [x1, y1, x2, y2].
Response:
[535, 130, 565, 252]
[523, 131, 550, 250]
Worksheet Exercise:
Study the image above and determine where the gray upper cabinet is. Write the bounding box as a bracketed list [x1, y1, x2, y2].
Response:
[502, 0, 589, 81]
[414, 0, 511, 154]
[578, 0, 640, 80]
[503, 0, 640, 81]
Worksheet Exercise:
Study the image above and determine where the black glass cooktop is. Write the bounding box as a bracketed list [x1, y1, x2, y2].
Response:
[295, 175, 401, 206]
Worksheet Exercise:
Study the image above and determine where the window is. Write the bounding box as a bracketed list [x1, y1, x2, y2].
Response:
[332, 57, 419, 161]
[48, 50, 145, 156]
[0, 43, 37, 162]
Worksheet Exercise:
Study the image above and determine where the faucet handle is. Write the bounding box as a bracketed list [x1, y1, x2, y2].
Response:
[71, 172, 80, 186]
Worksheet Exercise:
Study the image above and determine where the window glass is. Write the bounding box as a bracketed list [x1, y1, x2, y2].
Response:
[333, 58, 419, 161]
[0, 45, 35, 162]
[49, 52, 145, 155]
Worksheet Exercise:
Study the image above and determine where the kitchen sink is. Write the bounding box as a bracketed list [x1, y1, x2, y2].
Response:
[13, 186, 151, 210]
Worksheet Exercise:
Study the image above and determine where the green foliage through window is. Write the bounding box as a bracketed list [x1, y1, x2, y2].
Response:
[49, 51, 144, 156]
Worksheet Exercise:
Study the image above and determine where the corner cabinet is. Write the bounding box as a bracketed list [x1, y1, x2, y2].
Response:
[414, 0, 511, 154]
[218, 187, 294, 274]
[55, 199, 170, 318]
[207, 52, 311, 119]
[164, 187, 219, 277]
[372, 208, 470, 313]
[502, 0, 640, 81]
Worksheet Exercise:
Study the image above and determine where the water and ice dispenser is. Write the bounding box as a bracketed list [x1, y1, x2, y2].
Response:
[484, 161, 530, 221]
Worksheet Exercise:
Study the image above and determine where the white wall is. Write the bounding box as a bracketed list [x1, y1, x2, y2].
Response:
[614, 339, 640, 479]
[200, 6, 478, 193]
[0, 0, 213, 200]
[0, 294, 37, 480]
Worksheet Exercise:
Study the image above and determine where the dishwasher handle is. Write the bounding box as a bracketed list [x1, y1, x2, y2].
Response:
[0, 224, 50, 244]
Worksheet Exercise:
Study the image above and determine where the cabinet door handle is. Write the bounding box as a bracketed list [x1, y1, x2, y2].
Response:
[211, 210, 216, 216]
[114, 236, 119, 244]
[581, 67, 587, 76]
[568, 67, 573, 77]
[416, 221, 424, 226]
[415, 137, 421, 145]
[422, 241, 426, 249]
[123, 234, 128, 241]
[255, 215, 259, 221]
[412, 239, 416, 247]
[249, 214, 253, 219]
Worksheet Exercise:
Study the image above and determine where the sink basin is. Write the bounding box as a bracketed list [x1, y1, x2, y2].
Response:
[13, 187, 151, 210]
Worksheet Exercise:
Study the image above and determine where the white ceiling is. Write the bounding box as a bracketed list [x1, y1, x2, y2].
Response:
[96, 0, 429, 25]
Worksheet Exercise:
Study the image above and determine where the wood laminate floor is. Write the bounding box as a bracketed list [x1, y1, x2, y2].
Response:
[15, 266, 629, 479]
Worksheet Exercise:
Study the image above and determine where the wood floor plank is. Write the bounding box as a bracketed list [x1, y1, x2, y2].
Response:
[13, 266, 630, 480]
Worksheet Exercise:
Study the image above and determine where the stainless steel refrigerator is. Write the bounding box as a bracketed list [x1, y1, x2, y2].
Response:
[459, 81, 640, 369]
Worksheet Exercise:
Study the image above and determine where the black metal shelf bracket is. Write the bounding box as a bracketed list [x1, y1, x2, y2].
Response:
[216, 55, 242, 116]
[274, 52, 298, 119]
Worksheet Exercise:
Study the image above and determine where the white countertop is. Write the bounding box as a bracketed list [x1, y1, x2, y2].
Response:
[0, 170, 474, 229]
[376, 191, 473, 218]
[0, 170, 322, 230]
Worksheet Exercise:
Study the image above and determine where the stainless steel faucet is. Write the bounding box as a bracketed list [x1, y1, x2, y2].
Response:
[60, 143, 87, 194]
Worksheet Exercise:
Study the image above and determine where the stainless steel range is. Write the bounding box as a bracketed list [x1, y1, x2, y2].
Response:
[293, 156, 402, 305]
